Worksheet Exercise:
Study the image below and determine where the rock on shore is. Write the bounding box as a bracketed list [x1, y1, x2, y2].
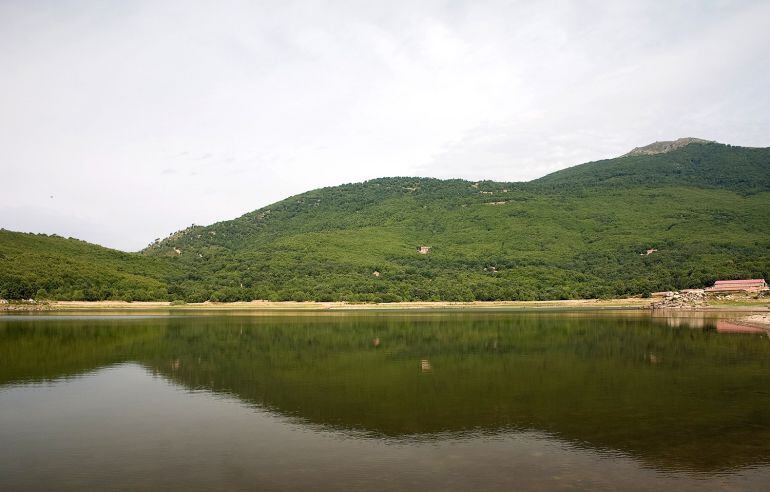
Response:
[651, 290, 707, 309]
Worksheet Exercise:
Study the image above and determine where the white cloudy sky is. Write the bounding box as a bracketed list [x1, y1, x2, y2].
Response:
[2, 0, 769, 251]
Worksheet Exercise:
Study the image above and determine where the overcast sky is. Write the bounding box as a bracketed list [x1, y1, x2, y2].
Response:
[2, 0, 769, 251]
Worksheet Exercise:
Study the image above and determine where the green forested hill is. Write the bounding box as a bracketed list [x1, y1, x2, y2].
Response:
[143, 141, 770, 302]
[0, 230, 175, 300]
[532, 143, 770, 193]
[3, 140, 769, 301]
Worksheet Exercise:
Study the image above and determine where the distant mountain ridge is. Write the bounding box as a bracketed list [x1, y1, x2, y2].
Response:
[2, 139, 769, 301]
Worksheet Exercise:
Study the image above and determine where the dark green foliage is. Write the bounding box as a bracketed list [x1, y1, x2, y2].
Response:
[533, 143, 770, 194]
[0, 230, 176, 301]
[2, 142, 769, 301]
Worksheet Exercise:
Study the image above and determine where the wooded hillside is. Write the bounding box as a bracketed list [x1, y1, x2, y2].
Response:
[3, 141, 768, 301]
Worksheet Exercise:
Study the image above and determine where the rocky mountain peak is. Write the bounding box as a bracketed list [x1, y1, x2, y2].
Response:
[625, 137, 713, 156]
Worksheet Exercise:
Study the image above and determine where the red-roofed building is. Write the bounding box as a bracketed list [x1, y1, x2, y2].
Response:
[706, 279, 769, 293]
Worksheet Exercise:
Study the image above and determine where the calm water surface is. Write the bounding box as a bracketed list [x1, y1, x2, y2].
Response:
[1, 311, 769, 491]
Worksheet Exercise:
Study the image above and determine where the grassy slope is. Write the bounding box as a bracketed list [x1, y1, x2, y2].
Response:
[0, 230, 175, 300]
[144, 143, 770, 302]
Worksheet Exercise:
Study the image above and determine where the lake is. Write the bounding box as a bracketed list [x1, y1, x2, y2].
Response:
[1, 310, 769, 491]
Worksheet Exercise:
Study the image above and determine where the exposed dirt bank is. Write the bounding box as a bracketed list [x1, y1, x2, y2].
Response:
[1, 299, 654, 312]
[651, 290, 770, 311]
[1, 297, 768, 313]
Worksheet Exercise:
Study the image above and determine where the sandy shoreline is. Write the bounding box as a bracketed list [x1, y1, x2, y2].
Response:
[2, 298, 769, 313]
[2, 298, 653, 312]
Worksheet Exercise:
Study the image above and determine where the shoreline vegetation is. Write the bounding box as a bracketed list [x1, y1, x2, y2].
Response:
[2, 297, 769, 313]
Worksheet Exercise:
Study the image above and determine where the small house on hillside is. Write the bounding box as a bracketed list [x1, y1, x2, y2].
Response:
[417, 246, 431, 254]
[706, 279, 769, 293]
[641, 248, 658, 256]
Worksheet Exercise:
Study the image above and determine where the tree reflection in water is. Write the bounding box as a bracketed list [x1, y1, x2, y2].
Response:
[2, 311, 769, 474]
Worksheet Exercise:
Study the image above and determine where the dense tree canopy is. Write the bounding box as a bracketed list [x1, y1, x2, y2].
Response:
[2, 142, 769, 301]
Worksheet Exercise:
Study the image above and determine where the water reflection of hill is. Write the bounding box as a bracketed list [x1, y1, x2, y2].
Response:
[2, 313, 769, 474]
